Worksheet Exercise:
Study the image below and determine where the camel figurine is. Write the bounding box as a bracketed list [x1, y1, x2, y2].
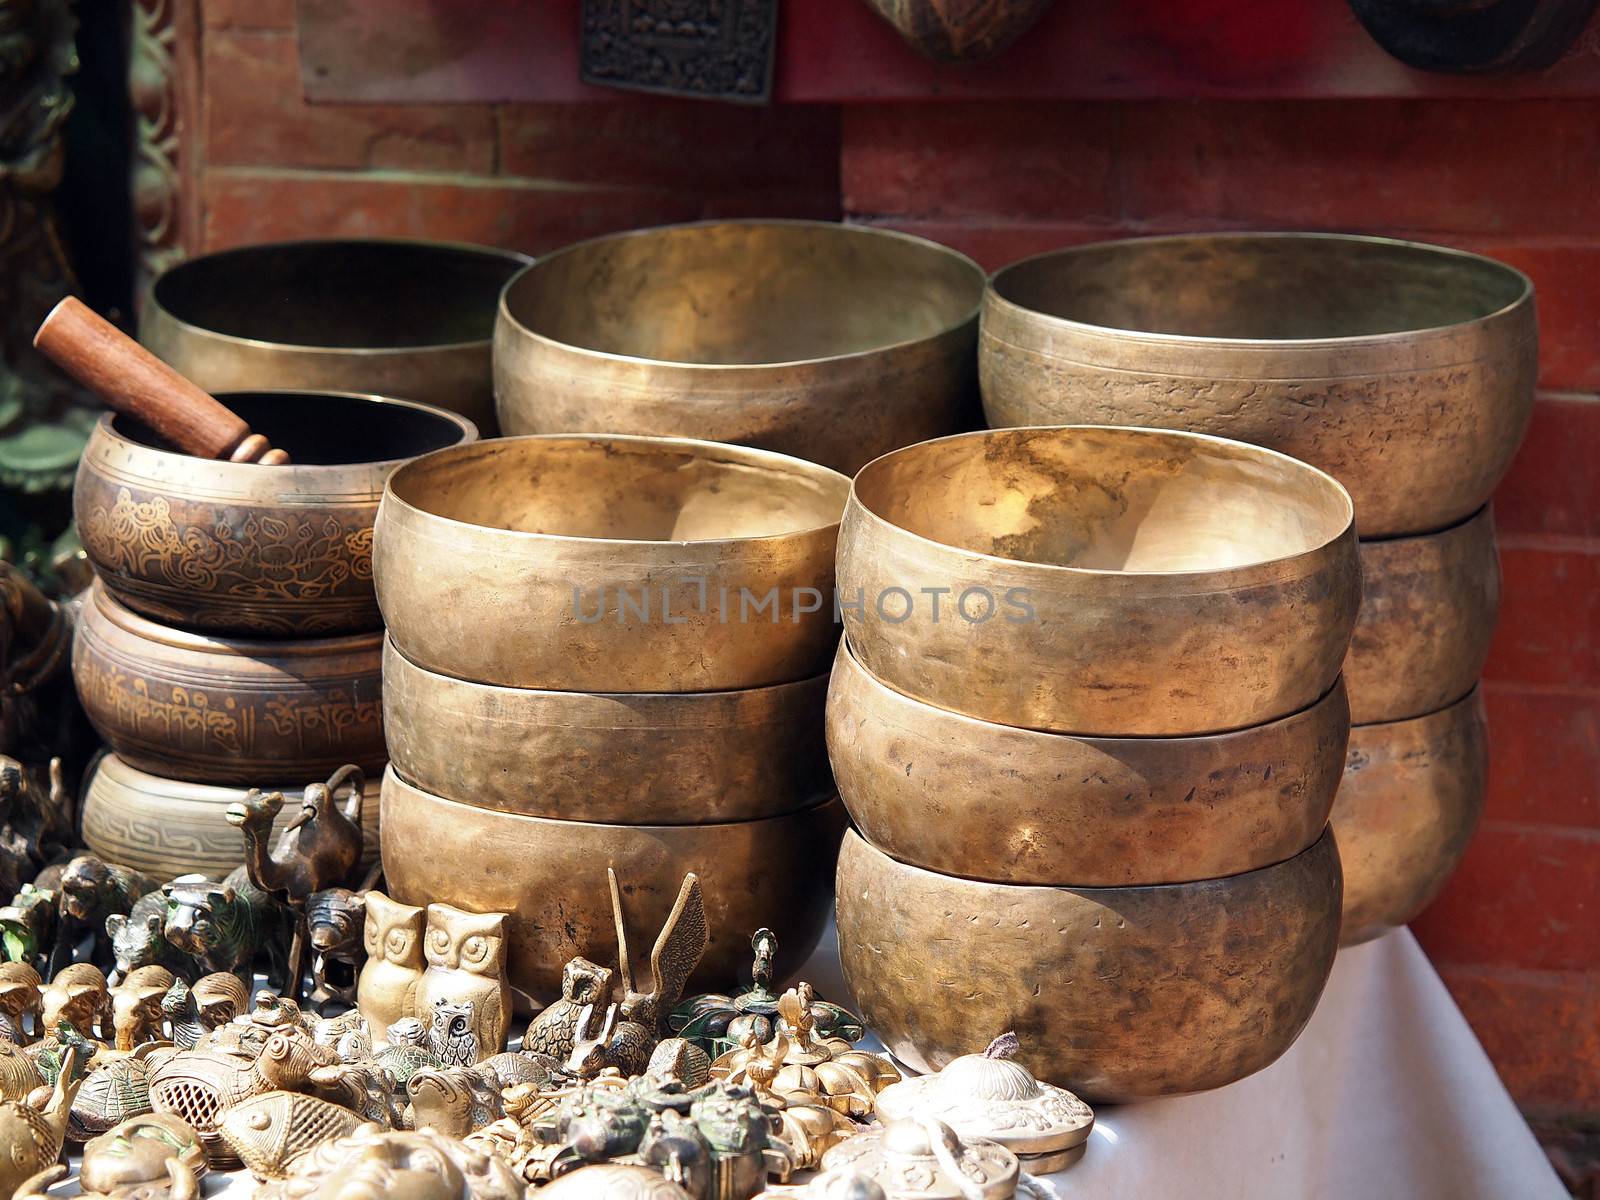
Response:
[226, 765, 366, 1001]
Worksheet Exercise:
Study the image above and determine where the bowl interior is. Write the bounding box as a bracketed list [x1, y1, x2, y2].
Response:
[114, 392, 470, 465]
[503, 222, 983, 365]
[152, 240, 527, 349]
[390, 438, 849, 541]
[855, 427, 1349, 572]
[992, 236, 1527, 340]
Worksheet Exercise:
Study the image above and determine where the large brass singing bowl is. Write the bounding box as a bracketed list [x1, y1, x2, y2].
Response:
[981, 234, 1536, 537]
[379, 768, 847, 1002]
[140, 239, 529, 434]
[74, 392, 475, 637]
[1346, 505, 1500, 725]
[383, 638, 830, 824]
[82, 752, 381, 880]
[493, 220, 985, 475]
[837, 425, 1360, 736]
[374, 435, 850, 692]
[837, 829, 1341, 1102]
[73, 582, 386, 785]
[827, 638, 1347, 886]
[1334, 688, 1488, 946]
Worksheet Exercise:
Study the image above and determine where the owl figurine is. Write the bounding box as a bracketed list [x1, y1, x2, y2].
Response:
[356, 891, 426, 1041]
[415, 903, 511, 1061]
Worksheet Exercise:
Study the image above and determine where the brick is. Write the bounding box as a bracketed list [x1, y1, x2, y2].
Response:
[1485, 541, 1600, 689]
[1118, 99, 1600, 237]
[1494, 394, 1600, 540]
[841, 103, 1118, 222]
[204, 32, 495, 174]
[202, 0, 294, 30]
[1483, 684, 1600, 831]
[1437, 966, 1600, 1112]
[497, 102, 841, 202]
[1412, 822, 1600, 973]
[199, 169, 831, 256]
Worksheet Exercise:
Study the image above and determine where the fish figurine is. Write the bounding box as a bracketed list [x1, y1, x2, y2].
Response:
[218, 1089, 367, 1179]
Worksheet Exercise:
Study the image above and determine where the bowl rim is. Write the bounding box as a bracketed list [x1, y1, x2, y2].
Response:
[847, 424, 1356, 581]
[984, 231, 1535, 351]
[92, 389, 479, 472]
[82, 579, 384, 659]
[835, 635, 1349, 747]
[381, 762, 842, 833]
[496, 218, 986, 372]
[1356, 500, 1493, 549]
[1350, 680, 1484, 735]
[146, 237, 534, 357]
[841, 821, 1337, 897]
[383, 633, 831, 709]
[381, 432, 852, 549]
[89, 750, 384, 801]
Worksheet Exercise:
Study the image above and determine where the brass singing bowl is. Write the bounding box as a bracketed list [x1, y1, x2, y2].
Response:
[374, 435, 850, 692]
[73, 581, 386, 785]
[981, 234, 1536, 537]
[828, 638, 1347, 885]
[1334, 688, 1487, 946]
[1345, 505, 1500, 725]
[82, 752, 381, 880]
[140, 239, 529, 434]
[838, 425, 1360, 736]
[493, 220, 985, 475]
[75, 391, 475, 637]
[836, 828, 1342, 1102]
[379, 768, 847, 1002]
[383, 637, 830, 824]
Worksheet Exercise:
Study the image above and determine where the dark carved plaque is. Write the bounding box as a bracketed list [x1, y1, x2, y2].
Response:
[581, 0, 778, 103]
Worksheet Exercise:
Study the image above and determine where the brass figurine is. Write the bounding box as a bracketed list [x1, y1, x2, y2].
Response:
[873, 1034, 1093, 1173]
[161, 867, 291, 989]
[69, 1054, 157, 1140]
[523, 957, 613, 1062]
[110, 965, 176, 1052]
[358, 891, 426, 1042]
[819, 1119, 1020, 1200]
[539, 1164, 692, 1200]
[54, 854, 161, 975]
[254, 1124, 526, 1200]
[109, 892, 204, 982]
[0, 960, 44, 1043]
[406, 1064, 504, 1137]
[162, 973, 249, 1050]
[417, 902, 512, 1060]
[0, 1043, 82, 1198]
[306, 887, 366, 1011]
[0, 1038, 44, 1099]
[75, 1113, 208, 1199]
[1, 883, 59, 975]
[218, 1090, 367, 1179]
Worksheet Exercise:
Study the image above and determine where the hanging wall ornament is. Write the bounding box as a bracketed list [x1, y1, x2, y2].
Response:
[580, 0, 778, 103]
[861, 1, 1058, 63]
[1349, 0, 1600, 72]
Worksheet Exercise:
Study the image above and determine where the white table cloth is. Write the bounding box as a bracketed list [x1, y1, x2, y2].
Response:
[799, 924, 1566, 1200]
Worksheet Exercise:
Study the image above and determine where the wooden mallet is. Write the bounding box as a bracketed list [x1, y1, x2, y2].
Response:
[34, 297, 290, 465]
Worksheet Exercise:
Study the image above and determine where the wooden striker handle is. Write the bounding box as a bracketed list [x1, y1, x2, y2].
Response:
[33, 297, 289, 465]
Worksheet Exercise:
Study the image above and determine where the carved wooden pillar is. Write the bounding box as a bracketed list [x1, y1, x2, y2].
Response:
[128, 0, 201, 300]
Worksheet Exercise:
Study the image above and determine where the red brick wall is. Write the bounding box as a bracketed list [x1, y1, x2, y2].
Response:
[181, 3, 1598, 1173]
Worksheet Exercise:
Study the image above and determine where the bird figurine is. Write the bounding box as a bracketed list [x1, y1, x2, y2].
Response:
[522, 956, 613, 1061]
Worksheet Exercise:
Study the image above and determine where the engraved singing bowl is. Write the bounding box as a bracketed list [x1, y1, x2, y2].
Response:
[493, 220, 985, 475]
[374, 435, 850, 692]
[981, 234, 1536, 537]
[140, 239, 529, 434]
[379, 768, 847, 1002]
[827, 637, 1347, 886]
[383, 638, 830, 824]
[74, 391, 475, 637]
[838, 425, 1361, 736]
[1333, 687, 1487, 946]
[82, 752, 381, 880]
[1345, 505, 1500, 726]
[836, 827, 1342, 1102]
[73, 581, 386, 785]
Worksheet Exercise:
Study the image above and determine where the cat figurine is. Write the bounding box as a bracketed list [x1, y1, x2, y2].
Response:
[414, 903, 510, 1061]
[356, 891, 426, 1042]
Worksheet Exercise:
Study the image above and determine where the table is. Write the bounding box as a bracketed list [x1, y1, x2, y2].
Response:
[799, 924, 1567, 1200]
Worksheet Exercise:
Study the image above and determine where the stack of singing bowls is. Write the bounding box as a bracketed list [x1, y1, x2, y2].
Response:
[980, 234, 1535, 944]
[73, 390, 477, 877]
[493, 219, 987, 474]
[374, 434, 852, 1004]
[140, 239, 530, 435]
[830, 425, 1363, 1102]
